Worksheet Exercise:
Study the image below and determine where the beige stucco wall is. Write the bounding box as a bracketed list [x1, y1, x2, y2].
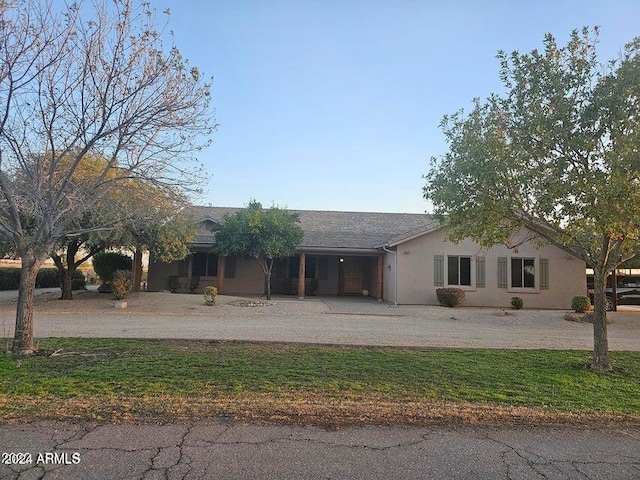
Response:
[220, 258, 265, 295]
[147, 254, 178, 291]
[316, 256, 340, 295]
[147, 254, 266, 295]
[394, 228, 586, 309]
[383, 250, 397, 304]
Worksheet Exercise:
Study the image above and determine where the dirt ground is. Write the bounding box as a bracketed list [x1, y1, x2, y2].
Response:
[1, 288, 639, 350]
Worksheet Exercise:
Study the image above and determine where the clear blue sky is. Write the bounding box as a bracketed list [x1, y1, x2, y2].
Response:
[153, 0, 639, 213]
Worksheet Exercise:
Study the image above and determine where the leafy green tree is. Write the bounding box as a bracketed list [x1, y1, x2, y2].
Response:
[117, 184, 197, 292]
[0, 0, 213, 354]
[213, 201, 304, 300]
[424, 28, 640, 372]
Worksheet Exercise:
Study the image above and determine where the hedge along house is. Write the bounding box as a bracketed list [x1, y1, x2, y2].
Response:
[146, 206, 586, 308]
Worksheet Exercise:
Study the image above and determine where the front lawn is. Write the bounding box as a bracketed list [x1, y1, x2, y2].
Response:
[1, 338, 638, 425]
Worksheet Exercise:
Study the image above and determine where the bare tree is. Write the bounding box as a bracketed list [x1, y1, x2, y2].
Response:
[0, 0, 214, 354]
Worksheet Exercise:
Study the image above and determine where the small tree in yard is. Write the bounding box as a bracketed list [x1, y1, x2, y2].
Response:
[424, 28, 640, 371]
[212, 201, 304, 300]
[0, 0, 213, 354]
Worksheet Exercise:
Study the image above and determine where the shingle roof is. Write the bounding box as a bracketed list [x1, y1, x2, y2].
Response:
[189, 206, 438, 251]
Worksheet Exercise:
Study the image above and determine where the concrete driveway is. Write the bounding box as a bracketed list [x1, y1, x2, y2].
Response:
[1, 291, 639, 350]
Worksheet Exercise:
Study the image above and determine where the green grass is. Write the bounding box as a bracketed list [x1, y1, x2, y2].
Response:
[1, 338, 639, 414]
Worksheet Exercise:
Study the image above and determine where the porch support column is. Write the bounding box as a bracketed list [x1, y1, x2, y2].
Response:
[217, 255, 226, 294]
[377, 255, 384, 301]
[298, 253, 306, 299]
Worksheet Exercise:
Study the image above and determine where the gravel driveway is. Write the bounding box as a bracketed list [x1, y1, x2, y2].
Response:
[1, 290, 639, 350]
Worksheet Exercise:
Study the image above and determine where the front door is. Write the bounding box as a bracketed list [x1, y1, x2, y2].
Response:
[343, 257, 363, 294]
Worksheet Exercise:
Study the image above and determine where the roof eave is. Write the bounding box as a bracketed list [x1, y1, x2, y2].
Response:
[378, 222, 443, 248]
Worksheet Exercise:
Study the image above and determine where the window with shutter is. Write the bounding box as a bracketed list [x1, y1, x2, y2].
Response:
[447, 256, 471, 286]
[511, 257, 535, 288]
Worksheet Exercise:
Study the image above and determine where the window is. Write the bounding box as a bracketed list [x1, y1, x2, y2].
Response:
[447, 256, 471, 286]
[274, 259, 287, 279]
[318, 256, 329, 281]
[192, 252, 218, 277]
[511, 258, 535, 288]
[224, 256, 236, 279]
[177, 258, 189, 276]
[305, 256, 316, 279]
[288, 256, 300, 278]
[287, 256, 317, 279]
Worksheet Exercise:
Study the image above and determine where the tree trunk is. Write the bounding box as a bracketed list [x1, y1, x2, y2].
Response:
[132, 246, 143, 292]
[61, 268, 73, 300]
[266, 272, 272, 300]
[591, 268, 611, 371]
[52, 253, 73, 300]
[52, 240, 81, 300]
[13, 252, 44, 355]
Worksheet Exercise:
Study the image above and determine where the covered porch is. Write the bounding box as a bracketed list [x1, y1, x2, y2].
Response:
[150, 249, 385, 300]
[268, 251, 384, 300]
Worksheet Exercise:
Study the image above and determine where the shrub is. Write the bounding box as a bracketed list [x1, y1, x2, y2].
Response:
[571, 295, 591, 313]
[510, 297, 523, 310]
[204, 286, 218, 306]
[83, 269, 100, 285]
[71, 270, 87, 290]
[0, 267, 88, 290]
[436, 287, 465, 307]
[93, 252, 133, 284]
[36, 269, 60, 288]
[112, 270, 133, 300]
[0, 269, 21, 290]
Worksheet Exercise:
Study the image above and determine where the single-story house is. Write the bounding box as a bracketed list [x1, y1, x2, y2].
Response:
[146, 206, 586, 308]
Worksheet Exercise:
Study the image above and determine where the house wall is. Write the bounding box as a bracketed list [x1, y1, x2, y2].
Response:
[147, 253, 179, 291]
[383, 250, 397, 304]
[147, 254, 266, 295]
[366, 257, 381, 299]
[317, 256, 340, 295]
[221, 258, 265, 295]
[394, 228, 586, 308]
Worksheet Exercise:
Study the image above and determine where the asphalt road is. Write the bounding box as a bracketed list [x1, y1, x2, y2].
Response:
[1, 421, 639, 479]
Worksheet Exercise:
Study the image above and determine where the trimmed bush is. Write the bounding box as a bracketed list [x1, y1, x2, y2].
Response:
[36, 269, 60, 288]
[436, 287, 465, 307]
[70, 270, 87, 290]
[204, 286, 218, 306]
[93, 252, 133, 284]
[112, 270, 133, 300]
[510, 297, 523, 310]
[0, 268, 86, 290]
[0, 269, 21, 290]
[571, 295, 591, 313]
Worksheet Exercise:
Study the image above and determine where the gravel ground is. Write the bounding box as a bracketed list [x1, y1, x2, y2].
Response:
[1, 290, 639, 350]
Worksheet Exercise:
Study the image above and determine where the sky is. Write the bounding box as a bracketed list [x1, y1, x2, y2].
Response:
[150, 0, 639, 213]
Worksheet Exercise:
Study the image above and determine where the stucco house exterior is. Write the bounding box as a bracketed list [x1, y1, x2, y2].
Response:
[146, 206, 586, 308]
